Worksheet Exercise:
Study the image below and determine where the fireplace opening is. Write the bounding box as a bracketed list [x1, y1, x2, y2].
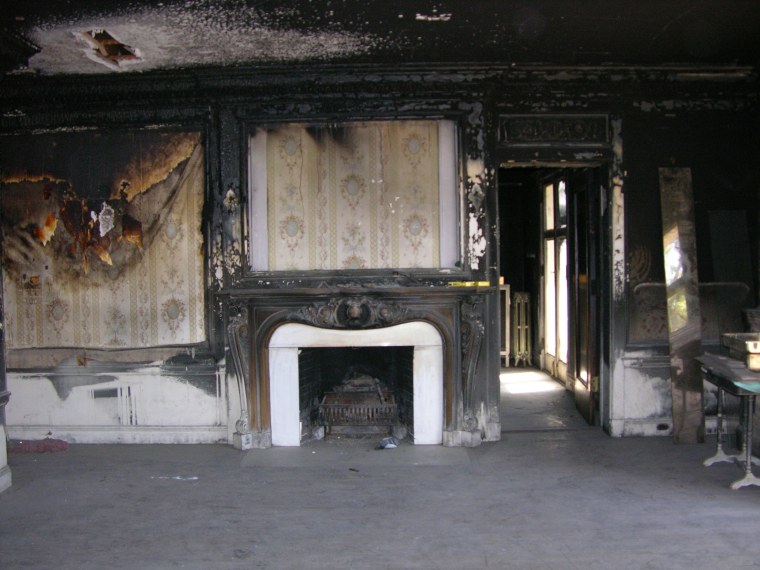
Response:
[268, 321, 444, 446]
[298, 346, 414, 441]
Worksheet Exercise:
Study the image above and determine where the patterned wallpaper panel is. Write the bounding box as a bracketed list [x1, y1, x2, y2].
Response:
[265, 121, 442, 270]
[1, 133, 206, 349]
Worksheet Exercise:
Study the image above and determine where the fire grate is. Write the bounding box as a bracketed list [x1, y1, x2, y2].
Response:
[319, 390, 398, 427]
[318, 373, 398, 433]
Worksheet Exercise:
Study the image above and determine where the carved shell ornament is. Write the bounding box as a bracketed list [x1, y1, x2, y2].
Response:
[295, 297, 408, 329]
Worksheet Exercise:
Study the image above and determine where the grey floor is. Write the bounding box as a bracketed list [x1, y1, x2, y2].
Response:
[2, 368, 760, 570]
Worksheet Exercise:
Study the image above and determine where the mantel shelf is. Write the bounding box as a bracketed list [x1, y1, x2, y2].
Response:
[220, 285, 491, 299]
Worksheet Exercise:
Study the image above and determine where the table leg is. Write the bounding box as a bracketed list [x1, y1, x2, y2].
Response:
[730, 395, 760, 490]
[704, 388, 739, 466]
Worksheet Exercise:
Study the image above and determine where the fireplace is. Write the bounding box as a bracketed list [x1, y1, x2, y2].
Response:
[301, 346, 412, 438]
[224, 288, 491, 449]
[268, 322, 444, 446]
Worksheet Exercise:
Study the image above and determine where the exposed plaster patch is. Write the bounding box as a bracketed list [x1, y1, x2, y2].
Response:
[24, 3, 380, 75]
[211, 231, 225, 285]
[78, 29, 142, 71]
[224, 244, 243, 286]
[468, 214, 486, 270]
[467, 158, 484, 179]
[623, 365, 671, 419]
[466, 158, 487, 211]
[463, 102, 485, 151]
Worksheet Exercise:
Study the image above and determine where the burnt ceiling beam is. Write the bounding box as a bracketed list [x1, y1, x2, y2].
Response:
[0, 64, 757, 133]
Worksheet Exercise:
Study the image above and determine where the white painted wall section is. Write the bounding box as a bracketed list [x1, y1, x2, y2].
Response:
[5, 365, 228, 444]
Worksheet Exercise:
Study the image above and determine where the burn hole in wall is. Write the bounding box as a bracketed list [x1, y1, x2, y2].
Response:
[298, 346, 414, 440]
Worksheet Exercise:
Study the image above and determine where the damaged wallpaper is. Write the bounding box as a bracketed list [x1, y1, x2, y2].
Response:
[263, 121, 441, 270]
[0, 131, 206, 349]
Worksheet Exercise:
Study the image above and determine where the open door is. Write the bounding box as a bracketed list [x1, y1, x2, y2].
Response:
[567, 168, 603, 424]
[500, 165, 604, 426]
[539, 168, 602, 424]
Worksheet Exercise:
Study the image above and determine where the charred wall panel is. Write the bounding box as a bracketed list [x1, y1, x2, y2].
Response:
[0, 130, 207, 350]
[624, 113, 759, 346]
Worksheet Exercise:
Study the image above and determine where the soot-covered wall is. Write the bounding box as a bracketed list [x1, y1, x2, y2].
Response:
[624, 113, 759, 346]
[0, 130, 207, 350]
[0, 65, 757, 446]
[0, 128, 222, 445]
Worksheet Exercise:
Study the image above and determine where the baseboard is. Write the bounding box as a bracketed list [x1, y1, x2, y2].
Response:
[0, 465, 11, 493]
[609, 416, 718, 438]
[607, 417, 671, 437]
[7, 425, 229, 444]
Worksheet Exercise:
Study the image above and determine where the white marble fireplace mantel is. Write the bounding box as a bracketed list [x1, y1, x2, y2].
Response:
[268, 322, 444, 446]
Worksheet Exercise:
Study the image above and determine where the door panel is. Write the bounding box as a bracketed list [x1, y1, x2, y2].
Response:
[568, 168, 602, 424]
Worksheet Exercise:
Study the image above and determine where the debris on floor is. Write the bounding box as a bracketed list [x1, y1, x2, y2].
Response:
[150, 475, 199, 481]
[8, 438, 69, 453]
[376, 436, 399, 449]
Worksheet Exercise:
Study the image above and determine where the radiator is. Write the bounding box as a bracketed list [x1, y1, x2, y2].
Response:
[511, 292, 532, 366]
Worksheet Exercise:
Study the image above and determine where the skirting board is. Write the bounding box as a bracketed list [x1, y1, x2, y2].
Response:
[0, 466, 11, 493]
[7, 425, 229, 445]
[608, 416, 717, 438]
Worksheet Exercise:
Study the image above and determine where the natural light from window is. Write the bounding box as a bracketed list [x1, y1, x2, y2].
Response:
[500, 370, 564, 394]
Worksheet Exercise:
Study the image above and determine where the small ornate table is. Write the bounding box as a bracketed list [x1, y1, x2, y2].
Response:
[697, 354, 760, 489]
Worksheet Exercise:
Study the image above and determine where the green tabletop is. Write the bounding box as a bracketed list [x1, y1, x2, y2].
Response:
[697, 353, 760, 396]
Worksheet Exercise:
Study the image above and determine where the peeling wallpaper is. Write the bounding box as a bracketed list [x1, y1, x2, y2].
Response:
[1, 131, 206, 349]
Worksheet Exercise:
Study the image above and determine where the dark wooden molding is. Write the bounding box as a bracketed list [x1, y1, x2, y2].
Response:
[499, 114, 609, 146]
[0, 26, 39, 75]
[222, 285, 491, 442]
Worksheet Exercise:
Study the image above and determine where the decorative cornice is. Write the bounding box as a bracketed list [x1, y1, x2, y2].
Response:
[499, 114, 609, 146]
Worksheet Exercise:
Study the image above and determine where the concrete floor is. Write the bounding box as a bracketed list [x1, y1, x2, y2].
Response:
[499, 368, 593, 433]
[2, 369, 760, 570]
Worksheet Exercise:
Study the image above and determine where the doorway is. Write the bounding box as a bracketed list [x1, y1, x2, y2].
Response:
[498, 166, 605, 428]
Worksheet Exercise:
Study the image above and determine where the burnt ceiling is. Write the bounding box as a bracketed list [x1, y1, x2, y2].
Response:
[2, 0, 760, 76]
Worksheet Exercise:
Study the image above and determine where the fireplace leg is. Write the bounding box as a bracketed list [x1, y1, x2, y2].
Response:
[443, 429, 483, 447]
[236, 429, 272, 449]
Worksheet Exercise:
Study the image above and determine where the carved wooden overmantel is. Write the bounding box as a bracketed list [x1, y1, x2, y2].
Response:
[221, 285, 489, 447]
[497, 114, 613, 164]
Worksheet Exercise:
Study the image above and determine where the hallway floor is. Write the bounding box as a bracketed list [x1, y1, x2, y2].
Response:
[499, 367, 592, 432]
[2, 370, 759, 570]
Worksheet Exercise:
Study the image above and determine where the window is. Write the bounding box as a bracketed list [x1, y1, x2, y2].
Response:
[248, 120, 459, 271]
[544, 178, 568, 369]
